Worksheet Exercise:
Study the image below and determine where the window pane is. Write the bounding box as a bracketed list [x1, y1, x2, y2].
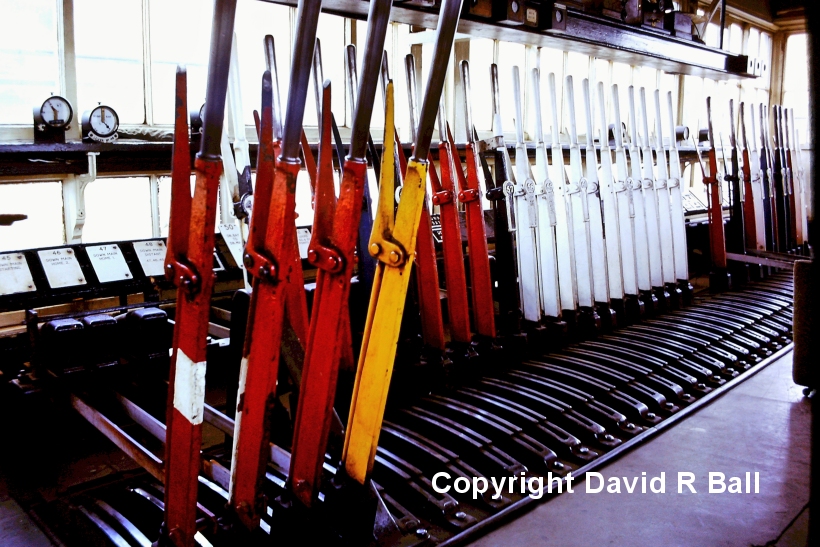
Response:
[783, 33, 810, 143]
[467, 38, 494, 133]
[589, 59, 611, 140]
[784, 34, 808, 93]
[759, 32, 772, 82]
[658, 72, 678, 133]
[303, 12, 346, 128]
[0, 182, 64, 251]
[705, 22, 720, 48]
[356, 19, 397, 130]
[295, 169, 315, 227]
[495, 41, 526, 139]
[393, 23, 413, 142]
[157, 175, 222, 237]
[591, 58, 610, 90]
[0, 0, 60, 124]
[234, 0, 292, 126]
[150, 0, 214, 124]
[631, 66, 657, 146]
[729, 23, 743, 54]
[74, 0, 144, 124]
[682, 75, 704, 140]
[158, 175, 171, 237]
[563, 51, 588, 141]
[746, 28, 760, 58]
[83, 177, 153, 243]
[534, 47, 564, 143]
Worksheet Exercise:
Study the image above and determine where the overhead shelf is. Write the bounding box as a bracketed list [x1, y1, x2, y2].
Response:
[262, 0, 754, 80]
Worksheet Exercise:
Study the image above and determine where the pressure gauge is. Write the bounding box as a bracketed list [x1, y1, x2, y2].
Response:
[82, 104, 120, 143]
[40, 95, 73, 129]
[190, 102, 206, 136]
[33, 94, 74, 143]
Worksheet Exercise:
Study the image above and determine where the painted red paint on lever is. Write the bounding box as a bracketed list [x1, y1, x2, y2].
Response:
[741, 148, 757, 250]
[163, 68, 221, 547]
[435, 138, 471, 344]
[230, 84, 298, 529]
[394, 141, 446, 350]
[785, 148, 797, 248]
[706, 148, 728, 270]
[456, 130, 496, 338]
[289, 83, 369, 507]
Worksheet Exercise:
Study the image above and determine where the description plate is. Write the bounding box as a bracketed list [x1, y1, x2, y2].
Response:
[296, 227, 311, 259]
[0, 253, 36, 296]
[38, 248, 86, 289]
[133, 240, 167, 276]
[86, 244, 132, 283]
[219, 223, 245, 270]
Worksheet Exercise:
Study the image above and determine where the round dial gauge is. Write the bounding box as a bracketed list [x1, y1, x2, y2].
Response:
[199, 103, 206, 124]
[88, 105, 119, 138]
[40, 96, 73, 129]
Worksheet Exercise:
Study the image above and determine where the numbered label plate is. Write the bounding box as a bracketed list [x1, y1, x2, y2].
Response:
[38, 248, 86, 289]
[296, 227, 311, 259]
[133, 240, 167, 276]
[219, 223, 245, 270]
[0, 253, 36, 296]
[430, 214, 443, 244]
[86, 244, 132, 283]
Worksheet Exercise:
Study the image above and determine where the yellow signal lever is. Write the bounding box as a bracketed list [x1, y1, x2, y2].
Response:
[342, 81, 427, 485]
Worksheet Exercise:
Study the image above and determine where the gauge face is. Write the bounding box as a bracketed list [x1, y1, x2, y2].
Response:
[199, 102, 206, 124]
[40, 96, 73, 128]
[88, 105, 119, 137]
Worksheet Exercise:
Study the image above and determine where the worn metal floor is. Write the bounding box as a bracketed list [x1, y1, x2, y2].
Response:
[1, 348, 809, 547]
[468, 351, 810, 547]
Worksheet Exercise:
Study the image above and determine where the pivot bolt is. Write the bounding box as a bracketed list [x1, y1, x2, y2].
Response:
[243, 253, 254, 269]
[553, 461, 564, 469]
[389, 250, 401, 264]
[578, 447, 589, 454]
[455, 511, 467, 520]
[415, 528, 428, 539]
[369, 243, 381, 256]
[647, 412, 656, 420]
[664, 402, 675, 409]
[604, 434, 615, 442]
[626, 423, 635, 430]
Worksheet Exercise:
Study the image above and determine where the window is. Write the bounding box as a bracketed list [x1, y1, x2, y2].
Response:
[0, 0, 60, 124]
[0, 182, 64, 251]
